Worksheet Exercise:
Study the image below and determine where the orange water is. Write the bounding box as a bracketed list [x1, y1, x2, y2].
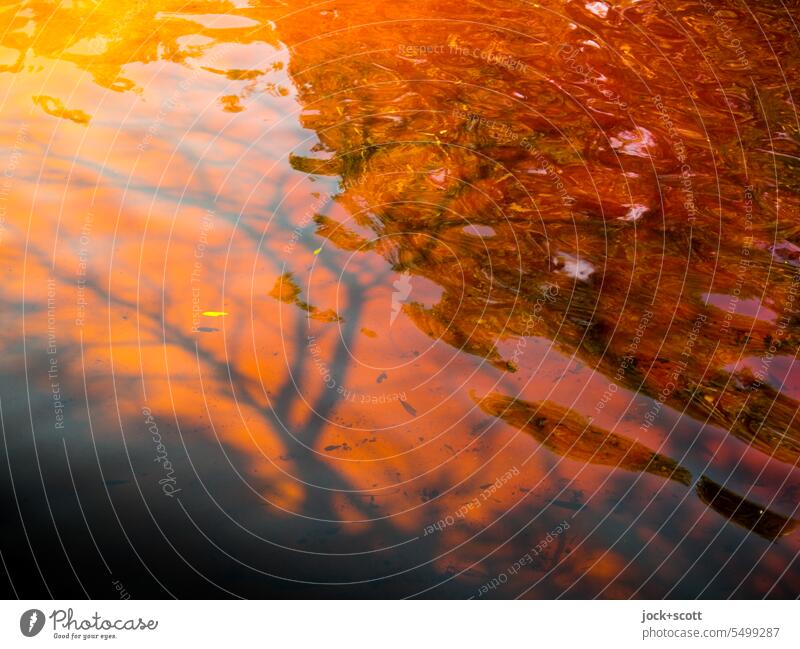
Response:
[1, 0, 799, 597]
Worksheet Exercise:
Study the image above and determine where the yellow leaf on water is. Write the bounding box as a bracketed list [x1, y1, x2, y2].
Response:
[313, 247, 322, 255]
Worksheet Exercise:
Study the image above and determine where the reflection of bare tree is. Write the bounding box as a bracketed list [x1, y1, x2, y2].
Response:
[4, 206, 456, 595]
[4, 0, 477, 596]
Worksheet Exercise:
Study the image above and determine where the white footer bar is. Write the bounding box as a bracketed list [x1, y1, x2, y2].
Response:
[1, 600, 797, 648]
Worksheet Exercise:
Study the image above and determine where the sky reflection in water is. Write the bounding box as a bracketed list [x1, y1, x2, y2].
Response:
[1, 0, 799, 598]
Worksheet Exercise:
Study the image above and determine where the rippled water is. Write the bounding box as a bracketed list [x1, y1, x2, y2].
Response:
[1, 0, 799, 598]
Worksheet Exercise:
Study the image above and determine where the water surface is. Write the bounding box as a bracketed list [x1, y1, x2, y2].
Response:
[1, 0, 800, 598]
